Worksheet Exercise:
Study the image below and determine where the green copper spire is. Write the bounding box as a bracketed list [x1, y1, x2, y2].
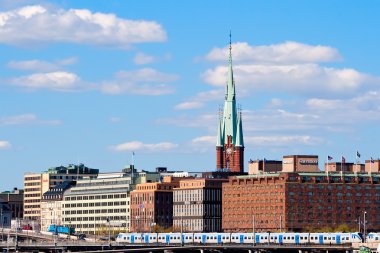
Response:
[235, 109, 244, 147]
[216, 33, 244, 148]
[222, 33, 237, 144]
[216, 118, 224, 147]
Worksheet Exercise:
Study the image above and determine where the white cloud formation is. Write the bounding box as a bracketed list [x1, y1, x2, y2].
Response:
[133, 52, 155, 65]
[0, 113, 61, 126]
[201, 41, 380, 98]
[203, 63, 374, 97]
[101, 68, 178, 95]
[0, 5, 166, 47]
[12, 71, 85, 91]
[174, 89, 223, 110]
[245, 135, 324, 146]
[175, 101, 204, 110]
[110, 117, 121, 123]
[111, 141, 178, 152]
[0, 141, 12, 150]
[205, 41, 341, 63]
[7, 57, 77, 72]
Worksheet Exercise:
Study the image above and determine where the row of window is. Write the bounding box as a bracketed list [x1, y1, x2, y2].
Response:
[64, 201, 128, 208]
[64, 208, 127, 215]
[65, 194, 127, 201]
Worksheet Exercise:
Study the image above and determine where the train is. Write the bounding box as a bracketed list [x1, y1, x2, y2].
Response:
[116, 232, 363, 245]
[47, 225, 76, 235]
[366, 233, 380, 243]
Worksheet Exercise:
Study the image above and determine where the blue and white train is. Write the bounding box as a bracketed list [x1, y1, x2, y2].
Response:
[116, 232, 363, 245]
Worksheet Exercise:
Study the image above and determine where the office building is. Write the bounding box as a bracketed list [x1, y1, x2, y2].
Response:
[173, 178, 227, 232]
[0, 188, 24, 219]
[130, 177, 180, 232]
[23, 164, 98, 221]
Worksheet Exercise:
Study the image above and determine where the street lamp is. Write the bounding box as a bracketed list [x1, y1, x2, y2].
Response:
[364, 211, 367, 243]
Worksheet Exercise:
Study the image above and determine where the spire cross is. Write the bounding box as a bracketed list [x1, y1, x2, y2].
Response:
[229, 31, 232, 51]
[229, 31, 232, 62]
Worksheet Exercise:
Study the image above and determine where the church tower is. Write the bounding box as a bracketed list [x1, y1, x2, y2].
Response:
[216, 36, 244, 173]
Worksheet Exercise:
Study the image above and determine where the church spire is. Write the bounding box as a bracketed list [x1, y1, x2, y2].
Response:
[216, 33, 244, 173]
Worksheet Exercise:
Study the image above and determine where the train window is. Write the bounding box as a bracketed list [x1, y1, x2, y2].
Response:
[300, 237, 303, 240]
[170, 236, 173, 239]
[222, 237, 225, 239]
[332, 237, 335, 240]
[292, 237, 294, 240]
[324, 237, 327, 240]
[127, 237, 129, 239]
[207, 236, 209, 239]
[260, 236, 263, 239]
[376, 237, 379, 240]
[265, 237, 268, 239]
[190, 236, 192, 239]
[245, 236, 247, 239]
[227, 237, 229, 239]
[249, 237, 252, 239]
[271, 237, 273, 239]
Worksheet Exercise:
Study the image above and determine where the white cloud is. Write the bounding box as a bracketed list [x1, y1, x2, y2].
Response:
[205, 41, 341, 63]
[12, 71, 85, 91]
[174, 89, 223, 110]
[0, 5, 166, 47]
[201, 41, 380, 98]
[110, 117, 121, 123]
[7, 57, 77, 72]
[101, 68, 178, 95]
[202, 63, 373, 97]
[7, 67, 177, 95]
[133, 52, 155, 65]
[245, 135, 324, 146]
[0, 141, 12, 150]
[0, 113, 61, 126]
[111, 141, 178, 152]
[175, 101, 204, 110]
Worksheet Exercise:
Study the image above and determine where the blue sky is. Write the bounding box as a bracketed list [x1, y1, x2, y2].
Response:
[1, 0, 380, 191]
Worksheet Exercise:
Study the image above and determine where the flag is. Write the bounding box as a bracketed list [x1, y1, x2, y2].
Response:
[342, 156, 346, 163]
[356, 151, 361, 158]
[371, 157, 375, 163]
[328, 156, 333, 161]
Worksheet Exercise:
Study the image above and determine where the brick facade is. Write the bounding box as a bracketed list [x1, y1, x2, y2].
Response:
[223, 172, 380, 232]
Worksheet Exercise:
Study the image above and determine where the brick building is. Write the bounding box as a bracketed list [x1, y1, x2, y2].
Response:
[130, 177, 180, 232]
[223, 172, 380, 232]
[173, 178, 228, 232]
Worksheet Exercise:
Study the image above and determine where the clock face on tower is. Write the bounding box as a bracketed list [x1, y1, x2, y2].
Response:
[226, 147, 232, 155]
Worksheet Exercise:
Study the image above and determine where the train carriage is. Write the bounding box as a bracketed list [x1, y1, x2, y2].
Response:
[116, 231, 363, 245]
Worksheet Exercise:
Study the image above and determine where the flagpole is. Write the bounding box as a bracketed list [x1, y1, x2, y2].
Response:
[326, 156, 329, 178]
[370, 158, 373, 176]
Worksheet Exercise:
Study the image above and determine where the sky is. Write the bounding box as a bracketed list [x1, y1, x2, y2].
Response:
[1, 0, 380, 191]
